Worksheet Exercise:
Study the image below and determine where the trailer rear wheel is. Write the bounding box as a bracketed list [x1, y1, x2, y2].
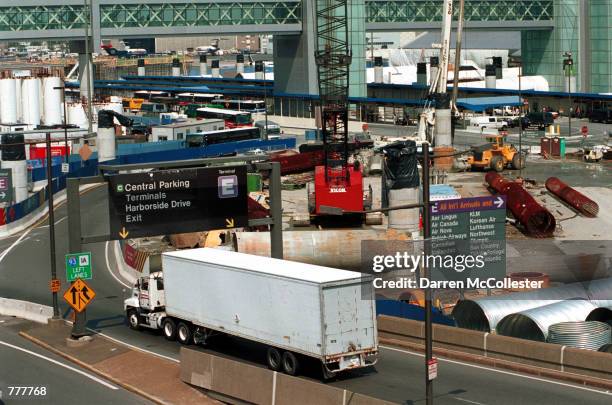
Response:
[266, 348, 282, 371]
[282, 351, 299, 376]
[162, 318, 177, 341]
[177, 322, 193, 345]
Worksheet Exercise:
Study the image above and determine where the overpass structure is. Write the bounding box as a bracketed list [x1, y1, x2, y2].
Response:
[0, 1, 610, 95]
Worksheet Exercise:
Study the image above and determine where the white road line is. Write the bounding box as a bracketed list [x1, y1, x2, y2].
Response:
[36, 216, 67, 229]
[0, 227, 33, 263]
[0, 340, 118, 390]
[379, 345, 612, 396]
[89, 330, 180, 364]
[454, 397, 487, 405]
[105, 241, 131, 289]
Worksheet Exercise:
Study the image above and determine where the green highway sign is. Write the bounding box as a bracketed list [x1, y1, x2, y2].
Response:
[66, 252, 92, 282]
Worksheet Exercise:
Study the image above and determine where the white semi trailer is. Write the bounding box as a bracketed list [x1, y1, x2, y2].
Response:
[124, 248, 378, 378]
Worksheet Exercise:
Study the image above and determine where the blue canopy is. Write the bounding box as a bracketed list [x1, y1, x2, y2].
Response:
[456, 96, 522, 112]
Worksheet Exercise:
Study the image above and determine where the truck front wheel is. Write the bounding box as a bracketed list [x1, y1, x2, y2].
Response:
[127, 309, 140, 330]
[177, 322, 193, 345]
[162, 318, 177, 341]
[282, 351, 300, 376]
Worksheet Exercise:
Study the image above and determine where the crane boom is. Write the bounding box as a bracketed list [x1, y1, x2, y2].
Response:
[311, 0, 367, 219]
[435, 0, 454, 95]
[314, 0, 351, 181]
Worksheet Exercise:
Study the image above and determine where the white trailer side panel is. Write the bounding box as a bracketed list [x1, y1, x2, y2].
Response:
[164, 256, 324, 356]
[162, 248, 377, 358]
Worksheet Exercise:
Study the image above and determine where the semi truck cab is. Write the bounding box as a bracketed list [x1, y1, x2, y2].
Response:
[124, 272, 167, 330]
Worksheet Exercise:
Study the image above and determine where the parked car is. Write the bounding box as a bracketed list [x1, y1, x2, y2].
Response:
[521, 112, 554, 130]
[470, 116, 510, 131]
[588, 109, 612, 124]
[254, 120, 282, 137]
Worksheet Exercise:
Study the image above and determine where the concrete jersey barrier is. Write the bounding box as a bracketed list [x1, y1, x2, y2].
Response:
[0, 297, 52, 324]
[180, 347, 396, 405]
[377, 315, 612, 382]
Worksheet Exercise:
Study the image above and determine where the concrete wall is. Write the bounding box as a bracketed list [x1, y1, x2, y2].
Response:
[0, 298, 52, 324]
[180, 347, 396, 405]
[378, 316, 612, 382]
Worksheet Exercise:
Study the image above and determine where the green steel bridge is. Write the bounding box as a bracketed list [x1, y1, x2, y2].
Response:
[1, 1, 609, 95]
[0, 1, 553, 40]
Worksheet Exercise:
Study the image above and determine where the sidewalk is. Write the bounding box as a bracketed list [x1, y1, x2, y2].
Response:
[20, 321, 219, 405]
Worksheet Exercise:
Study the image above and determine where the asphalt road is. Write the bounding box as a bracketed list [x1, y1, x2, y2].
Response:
[0, 186, 611, 404]
[367, 117, 611, 148]
[0, 316, 149, 405]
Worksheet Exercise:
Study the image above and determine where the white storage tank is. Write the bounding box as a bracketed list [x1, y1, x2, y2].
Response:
[0, 78, 17, 124]
[67, 103, 88, 128]
[43, 76, 63, 125]
[38, 77, 44, 122]
[21, 78, 41, 127]
[15, 78, 22, 122]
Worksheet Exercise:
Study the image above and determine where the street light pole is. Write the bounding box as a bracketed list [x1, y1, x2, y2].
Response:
[83, 0, 94, 134]
[563, 52, 574, 138]
[54, 85, 69, 164]
[46, 132, 60, 319]
[422, 145, 433, 405]
[263, 63, 269, 140]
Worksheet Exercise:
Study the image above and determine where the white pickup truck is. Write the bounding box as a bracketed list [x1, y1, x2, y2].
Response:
[471, 116, 510, 131]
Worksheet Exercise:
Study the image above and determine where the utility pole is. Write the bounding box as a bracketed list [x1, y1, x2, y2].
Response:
[451, 0, 465, 110]
[46, 133, 60, 319]
[54, 84, 69, 163]
[83, 0, 94, 133]
[263, 63, 269, 140]
[422, 145, 433, 405]
[563, 52, 574, 138]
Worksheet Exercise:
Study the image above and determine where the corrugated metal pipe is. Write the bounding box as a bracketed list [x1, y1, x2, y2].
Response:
[545, 177, 599, 217]
[452, 278, 612, 332]
[485, 172, 556, 237]
[586, 306, 612, 326]
[234, 229, 410, 271]
[496, 299, 598, 341]
[547, 321, 611, 350]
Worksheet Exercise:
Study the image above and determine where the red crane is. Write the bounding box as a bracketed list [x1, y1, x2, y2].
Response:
[310, 0, 369, 222]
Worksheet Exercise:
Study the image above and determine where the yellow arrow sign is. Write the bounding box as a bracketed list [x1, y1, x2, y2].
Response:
[119, 227, 129, 239]
[63, 278, 96, 313]
[225, 218, 235, 228]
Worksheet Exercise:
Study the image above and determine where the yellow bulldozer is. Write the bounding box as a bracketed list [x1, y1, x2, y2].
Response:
[467, 135, 525, 172]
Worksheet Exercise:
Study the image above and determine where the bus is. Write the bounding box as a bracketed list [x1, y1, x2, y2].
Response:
[217, 99, 266, 113]
[176, 92, 223, 105]
[133, 90, 172, 101]
[186, 127, 261, 147]
[184, 103, 223, 118]
[196, 107, 253, 128]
